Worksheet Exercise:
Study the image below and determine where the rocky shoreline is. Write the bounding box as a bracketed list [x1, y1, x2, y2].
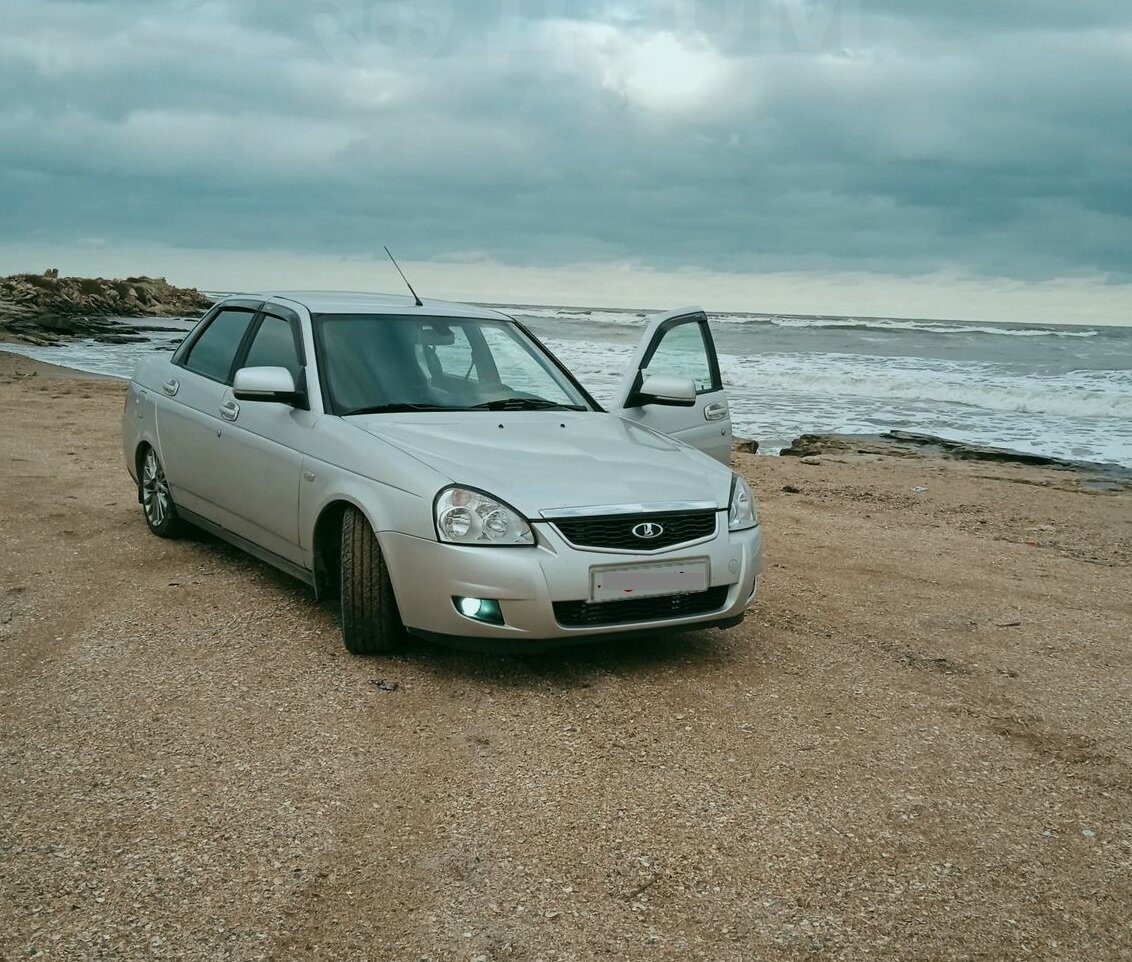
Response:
[776, 430, 1132, 484]
[0, 270, 212, 345]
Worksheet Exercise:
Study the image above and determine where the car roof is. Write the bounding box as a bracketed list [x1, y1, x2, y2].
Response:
[239, 290, 513, 321]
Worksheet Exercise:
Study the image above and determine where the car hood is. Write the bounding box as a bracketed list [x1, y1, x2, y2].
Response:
[349, 412, 733, 516]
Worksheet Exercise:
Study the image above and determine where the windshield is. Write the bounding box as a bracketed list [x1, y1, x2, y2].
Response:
[314, 314, 591, 416]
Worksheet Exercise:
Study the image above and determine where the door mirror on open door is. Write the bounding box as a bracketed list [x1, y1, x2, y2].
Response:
[611, 308, 733, 463]
[233, 366, 299, 403]
[635, 374, 697, 408]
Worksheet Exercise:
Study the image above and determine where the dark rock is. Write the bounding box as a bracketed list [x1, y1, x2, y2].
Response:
[781, 434, 862, 458]
[733, 438, 760, 454]
[884, 431, 1068, 468]
[782, 484, 803, 494]
[92, 333, 150, 344]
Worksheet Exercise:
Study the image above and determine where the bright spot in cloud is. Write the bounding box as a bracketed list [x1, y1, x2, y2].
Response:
[550, 23, 733, 114]
[610, 32, 731, 113]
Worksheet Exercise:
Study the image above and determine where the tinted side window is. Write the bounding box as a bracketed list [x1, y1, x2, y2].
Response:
[244, 315, 301, 381]
[183, 309, 255, 383]
[643, 321, 718, 394]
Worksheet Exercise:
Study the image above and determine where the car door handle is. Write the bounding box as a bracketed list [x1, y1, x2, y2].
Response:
[219, 400, 240, 422]
[704, 402, 728, 422]
[162, 378, 179, 397]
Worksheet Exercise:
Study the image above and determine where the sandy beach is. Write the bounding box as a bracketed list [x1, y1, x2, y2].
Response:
[2, 350, 1130, 960]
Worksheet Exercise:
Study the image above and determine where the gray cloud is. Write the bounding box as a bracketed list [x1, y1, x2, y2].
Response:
[1, 0, 1130, 283]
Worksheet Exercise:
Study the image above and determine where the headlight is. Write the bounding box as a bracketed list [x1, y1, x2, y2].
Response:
[434, 487, 535, 546]
[728, 474, 759, 531]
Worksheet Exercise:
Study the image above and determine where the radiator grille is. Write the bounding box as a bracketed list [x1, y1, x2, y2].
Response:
[551, 511, 717, 551]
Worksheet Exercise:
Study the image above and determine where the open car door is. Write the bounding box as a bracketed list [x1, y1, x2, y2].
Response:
[610, 308, 733, 464]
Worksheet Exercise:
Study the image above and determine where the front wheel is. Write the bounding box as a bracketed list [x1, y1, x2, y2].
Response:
[340, 506, 405, 655]
[140, 446, 185, 539]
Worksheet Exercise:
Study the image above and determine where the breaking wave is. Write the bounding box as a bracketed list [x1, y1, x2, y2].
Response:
[507, 305, 1109, 339]
[753, 315, 1101, 338]
[495, 305, 650, 328]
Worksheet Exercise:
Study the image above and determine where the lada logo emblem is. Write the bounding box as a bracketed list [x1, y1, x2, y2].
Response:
[632, 522, 665, 540]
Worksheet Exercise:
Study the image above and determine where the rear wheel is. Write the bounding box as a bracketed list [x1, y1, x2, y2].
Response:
[140, 446, 185, 539]
[340, 506, 405, 654]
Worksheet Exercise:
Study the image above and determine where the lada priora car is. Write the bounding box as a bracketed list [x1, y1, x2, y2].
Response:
[122, 292, 764, 653]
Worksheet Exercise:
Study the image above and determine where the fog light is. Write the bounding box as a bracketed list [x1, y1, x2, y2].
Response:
[453, 597, 504, 626]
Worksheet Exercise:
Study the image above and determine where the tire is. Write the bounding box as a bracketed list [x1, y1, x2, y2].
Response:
[139, 446, 185, 539]
[340, 506, 405, 655]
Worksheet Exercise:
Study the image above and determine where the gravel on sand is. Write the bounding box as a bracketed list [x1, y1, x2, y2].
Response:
[2, 352, 1130, 961]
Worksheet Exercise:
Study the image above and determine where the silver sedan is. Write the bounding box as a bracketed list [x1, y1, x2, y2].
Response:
[123, 291, 763, 653]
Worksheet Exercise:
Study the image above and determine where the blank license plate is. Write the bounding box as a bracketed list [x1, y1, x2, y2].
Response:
[590, 559, 709, 603]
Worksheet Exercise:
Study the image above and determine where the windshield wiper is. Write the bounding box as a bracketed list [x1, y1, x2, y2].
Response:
[469, 398, 586, 412]
[341, 403, 459, 416]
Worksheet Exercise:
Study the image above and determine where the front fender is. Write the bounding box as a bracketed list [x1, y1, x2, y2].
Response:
[296, 417, 455, 605]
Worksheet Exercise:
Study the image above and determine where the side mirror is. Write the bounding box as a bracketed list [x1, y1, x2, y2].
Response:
[635, 374, 697, 408]
[233, 366, 299, 404]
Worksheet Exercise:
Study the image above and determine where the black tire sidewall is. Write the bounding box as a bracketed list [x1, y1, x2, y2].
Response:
[339, 506, 405, 655]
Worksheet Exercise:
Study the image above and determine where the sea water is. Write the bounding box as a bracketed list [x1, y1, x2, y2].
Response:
[511, 306, 1132, 467]
[7, 305, 1132, 468]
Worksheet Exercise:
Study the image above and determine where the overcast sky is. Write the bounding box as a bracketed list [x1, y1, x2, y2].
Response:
[2, 0, 1130, 323]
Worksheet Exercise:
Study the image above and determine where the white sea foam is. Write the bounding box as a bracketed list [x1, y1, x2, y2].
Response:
[725, 353, 1132, 419]
[4, 337, 180, 380]
[756, 316, 1101, 338]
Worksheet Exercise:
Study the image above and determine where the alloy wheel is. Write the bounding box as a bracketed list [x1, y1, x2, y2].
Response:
[142, 448, 171, 528]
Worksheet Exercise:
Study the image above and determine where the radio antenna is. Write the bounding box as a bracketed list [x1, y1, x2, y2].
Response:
[384, 246, 423, 307]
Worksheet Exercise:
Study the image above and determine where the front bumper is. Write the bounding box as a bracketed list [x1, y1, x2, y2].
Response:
[379, 518, 763, 650]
